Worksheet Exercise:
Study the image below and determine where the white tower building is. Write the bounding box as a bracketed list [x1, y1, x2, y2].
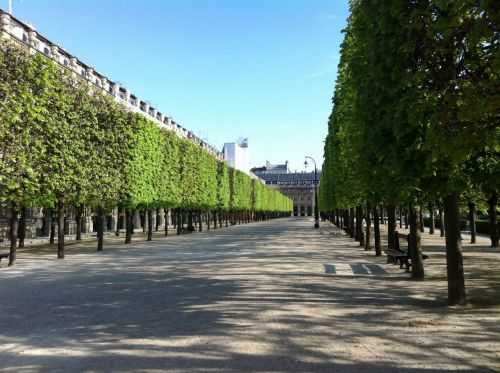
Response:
[223, 139, 250, 174]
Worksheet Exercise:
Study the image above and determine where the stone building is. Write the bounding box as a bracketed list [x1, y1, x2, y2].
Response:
[0, 9, 222, 159]
[252, 163, 320, 217]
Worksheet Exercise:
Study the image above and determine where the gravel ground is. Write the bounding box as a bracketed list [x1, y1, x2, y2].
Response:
[0, 217, 498, 373]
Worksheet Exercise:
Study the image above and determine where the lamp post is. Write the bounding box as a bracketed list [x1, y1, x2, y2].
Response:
[304, 156, 319, 229]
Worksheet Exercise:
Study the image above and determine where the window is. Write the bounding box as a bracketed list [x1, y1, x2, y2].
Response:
[43, 47, 50, 55]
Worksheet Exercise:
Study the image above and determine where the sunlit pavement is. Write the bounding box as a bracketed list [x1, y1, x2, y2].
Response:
[0, 218, 498, 372]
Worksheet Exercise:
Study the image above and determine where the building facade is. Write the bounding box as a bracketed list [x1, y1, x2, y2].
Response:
[223, 139, 250, 174]
[0, 9, 222, 159]
[0, 9, 225, 244]
[252, 164, 320, 217]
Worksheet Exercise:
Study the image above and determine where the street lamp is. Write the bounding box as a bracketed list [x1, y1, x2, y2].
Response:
[304, 156, 319, 229]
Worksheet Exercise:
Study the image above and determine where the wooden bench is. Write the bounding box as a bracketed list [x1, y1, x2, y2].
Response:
[385, 232, 428, 272]
[0, 253, 10, 263]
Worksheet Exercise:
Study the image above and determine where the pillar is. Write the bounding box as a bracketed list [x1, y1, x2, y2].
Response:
[84, 214, 93, 234]
[111, 208, 118, 232]
[167, 209, 172, 227]
[151, 211, 156, 232]
[133, 210, 141, 230]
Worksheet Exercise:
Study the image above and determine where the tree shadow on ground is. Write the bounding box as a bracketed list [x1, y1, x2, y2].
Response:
[0, 218, 498, 372]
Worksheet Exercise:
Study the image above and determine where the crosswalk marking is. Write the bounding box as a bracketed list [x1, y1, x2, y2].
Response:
[324, 263, 387, 276]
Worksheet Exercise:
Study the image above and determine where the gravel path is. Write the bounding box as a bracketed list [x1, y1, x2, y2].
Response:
[0, 218, 498, 372]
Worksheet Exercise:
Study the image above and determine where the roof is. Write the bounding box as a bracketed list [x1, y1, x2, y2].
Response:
[266, 164, 288, 171]
[250, 163, 288, 174]
[253, 171, 321, 184]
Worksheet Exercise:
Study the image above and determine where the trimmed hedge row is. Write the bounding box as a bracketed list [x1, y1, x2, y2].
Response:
[0, 40, 292, 262]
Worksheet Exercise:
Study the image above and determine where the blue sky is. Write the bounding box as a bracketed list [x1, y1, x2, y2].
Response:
[5, 0, 349, 172]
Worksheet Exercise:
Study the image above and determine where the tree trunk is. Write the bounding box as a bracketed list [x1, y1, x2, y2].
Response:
[409, 204, 424, 280]
[439, 205, 445, 237]
[429, 203, 435, 235]
[365, 204, 371, 251]
[18, 207, 27, 248]
[355, 206, 361, 244]
[76, 205, 83, 240]
[177, 209, 182, 235]
[404, 209, 409, 230]
[57, 198, 65, 259]
[97, 207, 104, 251]
[419, 206, 425, 233]
[50, 208, 56, 244]
[147, 209, 153, 241]
[399, 207, 403, 229]
[444, 193, 466, 305]
[115, 207, 120, 237]
[8, 205, 18, 266]
[42, 208, 51, 237]
[164, 209, 169, 236]
[357, 206, 364, 247]
[187, 211, 193, 232]
[141, 210, 146, 233]
[198, 210, 203, 232]
[488, 193, 498, 248]
[468, 202, 476, 244]
[125, 209, 132, 244]
[349, 207, 355, 238]
[373, 207, 381, 256]
[387, 204, 396, 252]
[155, 208, 160, 231]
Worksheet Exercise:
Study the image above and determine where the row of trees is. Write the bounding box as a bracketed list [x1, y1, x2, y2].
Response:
[319, 1, 499, 305]
[0, 41, 292, 265]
